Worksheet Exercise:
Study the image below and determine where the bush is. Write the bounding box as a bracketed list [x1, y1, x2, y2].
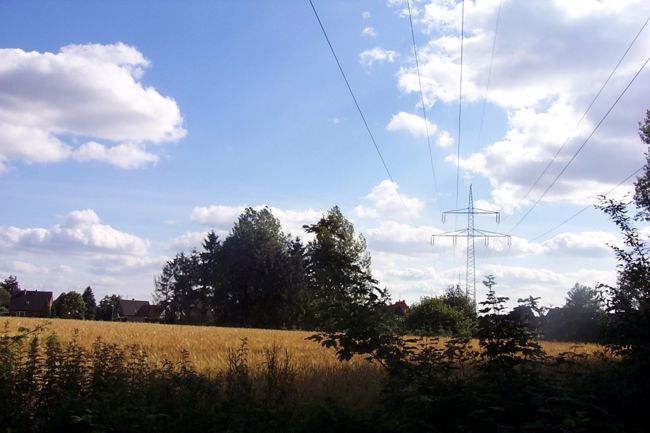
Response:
[404, 295, 475, 336]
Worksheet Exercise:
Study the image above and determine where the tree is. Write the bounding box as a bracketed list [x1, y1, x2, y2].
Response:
[305, 207, 394, 361]
[0, 275, 20, 295]
[96, 294, 121, 321]
[54, 291, 86, 319]
[404, 296, 467, 336]
[0, 287, 10, 312]
[442, 284, 477, 320]
[154, 251, 201, 323]
[477, 276, 544, 363]
[198, 230, 222, 320]
[633, 109, 650, 219]
[595, 109, 650, 357]
[82, 286, 97, 320]
[560, 283, 605, 342]
[217, 207, 302, 328]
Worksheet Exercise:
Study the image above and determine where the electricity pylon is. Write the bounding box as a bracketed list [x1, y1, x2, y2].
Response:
[431, 185, 511, 308]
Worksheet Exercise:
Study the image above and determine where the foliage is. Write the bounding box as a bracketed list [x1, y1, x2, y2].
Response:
[0, 275, 20, 295]
[96, 295, 120, 321]
[155, 251, 203, 323]
[82, 287, 97, 320]
[597, 197, 650, 360]
[304, 207, 397, 363]
[155, 209, 310, 328]
[0, 287, 10, 311]
[632, 109, 650, 219]
[53, 291, 86, 320]
[403, 296, 471, 336]
[218, 208, 306, 328]
[477, 276, 545, 364]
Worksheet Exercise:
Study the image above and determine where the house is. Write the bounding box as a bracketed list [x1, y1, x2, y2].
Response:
[116, 299, 150, 322]
[387, 300, 409, 316]
[133, 304, 165, 323]
[9, 290, 53, 317]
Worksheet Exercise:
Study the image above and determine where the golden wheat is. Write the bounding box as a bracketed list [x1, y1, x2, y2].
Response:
[2, 317, 605, 407]
[2, 317, 386, 408]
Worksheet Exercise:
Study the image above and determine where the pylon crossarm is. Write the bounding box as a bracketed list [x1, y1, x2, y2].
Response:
[472, 208, 500, 215]
[473, 228, 511, 237]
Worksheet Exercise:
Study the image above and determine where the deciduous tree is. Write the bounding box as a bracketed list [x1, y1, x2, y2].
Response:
[54, 291, 86, 320]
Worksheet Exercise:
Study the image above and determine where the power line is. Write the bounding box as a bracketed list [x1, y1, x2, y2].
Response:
[515, 14, 650, 207]
[476, 0, 503, 150]
[406, 0, 440, 209]
[455, 0, 466, 220]
[508, 53, 650, 235]
[529, 166, 643, 242]
[307, 0, 395, 184]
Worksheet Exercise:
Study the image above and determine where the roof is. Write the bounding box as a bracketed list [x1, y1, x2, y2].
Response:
[9, 290, 53, 312]
[387, 300, 409, 315]
[118, 299, 150, 316]
[135, 304, 165, 318]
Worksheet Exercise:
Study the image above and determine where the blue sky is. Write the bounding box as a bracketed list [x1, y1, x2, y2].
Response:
[1, 0, 649, 307]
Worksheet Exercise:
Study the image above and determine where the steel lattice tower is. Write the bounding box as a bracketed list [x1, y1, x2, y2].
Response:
[432, 185, 511, 308]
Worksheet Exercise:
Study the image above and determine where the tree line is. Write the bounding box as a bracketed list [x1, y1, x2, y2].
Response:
[154, 206, 385, 331]
[0, 277, 122, 322]
[402, 281, 605, 342]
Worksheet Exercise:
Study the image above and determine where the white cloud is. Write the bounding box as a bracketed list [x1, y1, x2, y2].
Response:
[393, 0, 650, 207]
[436, 130, 454, 148]
[73, 141, 158, 169]
[386, 112, 438, 137]
[354, 180, 425, 221]
[365, 220, 441, 256]
[89, 254, 166, 275]
[362, 26, 377, 37]
[190, 205, 323, 239]
[0, 43, 185, 171]
[359, 47, 399, 68]
[541, 231, 620, 257]
[169, 231, 215, 252]
[362, 11, 371, 20]
[0, 209, 149, 256]
[191, 205, 245, 228]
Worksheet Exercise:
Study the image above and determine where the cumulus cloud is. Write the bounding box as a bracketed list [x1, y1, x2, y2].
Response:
[436, 130, 454, 148]
[392, 0, 650, 208]
[190, 205, 323, 238]
[169, 230, 228, 252]
[0, 209, 149, 256]
[89, 254, 166, 275]
[365, 220, 441, 256]
[541, 231, 620, 257]
[354, 180, 425, 220]
[359, 47, 399, 68]
[73, 141, 158, 169]
[0, 43, 185, 171]
[386, 112, 438, 137]
[362, 26, 377, 37]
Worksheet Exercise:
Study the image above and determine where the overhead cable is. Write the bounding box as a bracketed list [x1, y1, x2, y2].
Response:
[516, 13, 650, 207]
[308, 0, 395, 184]
[455, 0, 466, 217]
[529, 166, 643, 242]
[508, 53, 650, 234]
[407, 0, 440, 209]
[476, 0, 503, 150]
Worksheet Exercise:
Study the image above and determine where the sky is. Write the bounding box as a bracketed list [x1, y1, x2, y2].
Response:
[1, 0, 649, 308]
